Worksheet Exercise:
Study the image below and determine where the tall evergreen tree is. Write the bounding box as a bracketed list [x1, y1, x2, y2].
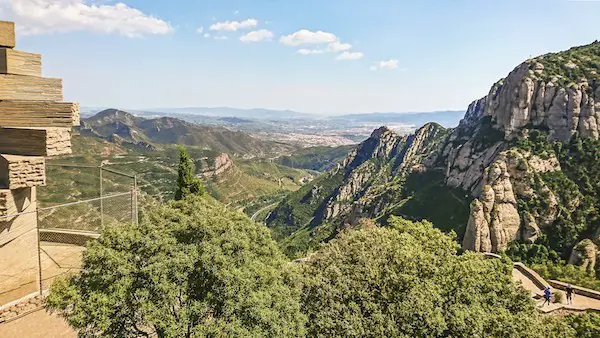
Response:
[175, 146, 204, 200]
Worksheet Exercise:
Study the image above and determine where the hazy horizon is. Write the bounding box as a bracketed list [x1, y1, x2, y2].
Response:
[3, 1, 599, 113]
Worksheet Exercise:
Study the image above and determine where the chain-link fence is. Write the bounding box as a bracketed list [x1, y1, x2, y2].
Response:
[0, 165, 138, 307]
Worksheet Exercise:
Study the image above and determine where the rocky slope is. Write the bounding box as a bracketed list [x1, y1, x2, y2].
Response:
[269, 41, 600, 266]
[81, 109, 296, 156]
[266, 123, 469, 257]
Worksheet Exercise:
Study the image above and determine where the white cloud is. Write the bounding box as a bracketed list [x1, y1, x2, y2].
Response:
[9, 0, 173, 37]
[328, 41, 352, 52]
[203, 33, 210, 38]
[209, 18, 257, 31]
[197, 27, 204, 34]
[234, 10, 240, 15]
[336, 51, 364, 60]
[280, 29, 337, 46]
[281, 30, 357, 59]
[297, 48, 326, 55]
[371, 59, 400, 70]
[214, 35, 228, 40]
[239, 29, 273, 43]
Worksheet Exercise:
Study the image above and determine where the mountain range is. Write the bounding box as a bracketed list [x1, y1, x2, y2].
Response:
[81, 109, 295, 155]
[266, 40, 600, 270]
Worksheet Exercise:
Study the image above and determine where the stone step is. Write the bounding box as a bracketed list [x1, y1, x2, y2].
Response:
[0, 187, 35, 218]
[0, 155, 45, 189]
[0, 101, 80, 128]
[0, 127, 71, 157]
[0, 49, 42, 77]
[0, 74, 62, 101]
[0, 21, 15, 49]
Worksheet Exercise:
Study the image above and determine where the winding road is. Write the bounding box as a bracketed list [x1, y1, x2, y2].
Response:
[250, 202, 278, 222]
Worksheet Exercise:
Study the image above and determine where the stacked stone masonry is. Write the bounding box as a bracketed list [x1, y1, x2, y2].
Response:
[0, 155, 45, 190]
[0, 20, 77, 306]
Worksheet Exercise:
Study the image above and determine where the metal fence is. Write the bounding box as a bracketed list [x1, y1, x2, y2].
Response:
[0, 164, 138, 307]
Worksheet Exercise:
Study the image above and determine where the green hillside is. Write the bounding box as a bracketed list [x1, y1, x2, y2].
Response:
[39, 134, 310, 217]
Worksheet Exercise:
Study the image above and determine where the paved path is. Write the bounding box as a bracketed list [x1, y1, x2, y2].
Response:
[511, 264, 600, 314]
[250, 202, 278, 222]
[0, 308, 75, 338]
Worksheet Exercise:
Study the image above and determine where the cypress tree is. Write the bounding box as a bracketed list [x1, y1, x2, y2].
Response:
[175, 146, 205, 200]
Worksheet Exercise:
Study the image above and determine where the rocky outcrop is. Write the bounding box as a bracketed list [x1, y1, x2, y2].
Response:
[477, 61, 600, 142]
[568, 239, 598, 274]
[462, 150, 561, 252]
[200, 153, 233, 178]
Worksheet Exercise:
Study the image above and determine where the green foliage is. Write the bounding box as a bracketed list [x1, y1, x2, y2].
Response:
[531, 261, 600, 291]
[45, 196, 306, 337]
[276, 145, 354, 172]
[505, 242, 560, 265]
[515, 131, 600, 257]
[565, 313, 600, 338]
[175, 146, 205, 200]
[381, 170, 472, 239]
[533, 41, 600, 87]
[299, 217, 573, 338]
[267, 170, 345, 241]
[472, 116, 505, 150]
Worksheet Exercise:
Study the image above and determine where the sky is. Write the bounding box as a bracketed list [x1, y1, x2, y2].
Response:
[1, 0, 600, 115]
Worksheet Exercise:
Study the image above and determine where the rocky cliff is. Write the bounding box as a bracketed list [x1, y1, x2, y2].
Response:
[437, 42, 600, 255]
[266, 123, 459, 257]
[269, 41, 600, 266]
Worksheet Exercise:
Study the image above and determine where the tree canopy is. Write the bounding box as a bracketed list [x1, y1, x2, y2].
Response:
[175, 146, 205, 200]
[45, 196, 305, 337]
[299, 217, 574, 338]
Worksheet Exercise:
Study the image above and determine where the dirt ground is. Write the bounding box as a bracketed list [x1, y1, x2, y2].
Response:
[0, 241, 84, 305]
[0, 308, 76, 338]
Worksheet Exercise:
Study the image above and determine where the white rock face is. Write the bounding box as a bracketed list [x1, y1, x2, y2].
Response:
[473, 61, 600, 142]
[462, 150, 561, 253]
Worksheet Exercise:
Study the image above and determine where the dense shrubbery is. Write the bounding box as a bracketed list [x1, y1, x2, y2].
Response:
[46, 196, 306, 337]
[299, 217, 573, 337]
[505, 241, 560, 265]
[531, 262, 600, 292]
[564, 313, 600, 338]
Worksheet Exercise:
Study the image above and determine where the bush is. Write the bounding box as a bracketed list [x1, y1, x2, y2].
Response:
[46, 196, 305, 337]
[299, 217, 572, 337]
[565, 313, 600, 338]
[554, 291, 565, 304]
[531, 261, 600, 292]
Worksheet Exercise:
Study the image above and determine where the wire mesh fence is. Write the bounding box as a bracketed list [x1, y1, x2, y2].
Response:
[0, 164, 138, 307]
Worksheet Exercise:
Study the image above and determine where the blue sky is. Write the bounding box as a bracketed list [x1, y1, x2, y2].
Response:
[3, 0, 600, 115]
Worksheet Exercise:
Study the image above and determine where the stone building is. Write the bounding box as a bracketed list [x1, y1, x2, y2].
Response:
[0, 21, 78, 303]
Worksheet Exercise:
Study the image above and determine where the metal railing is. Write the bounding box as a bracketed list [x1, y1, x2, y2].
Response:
[0, 164, 139, 307]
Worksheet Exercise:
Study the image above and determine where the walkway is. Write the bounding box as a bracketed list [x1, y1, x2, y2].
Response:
[511, 262, 600, 314]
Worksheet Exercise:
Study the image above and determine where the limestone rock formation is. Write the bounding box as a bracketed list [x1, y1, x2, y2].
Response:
[462, 150, 560, 252]
[568, 239, 598, 274]
[199, 153, 233, 178]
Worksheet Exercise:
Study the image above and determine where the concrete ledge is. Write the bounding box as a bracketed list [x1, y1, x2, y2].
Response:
[549, 280, 600, 301]
[513, 262, 550, 290]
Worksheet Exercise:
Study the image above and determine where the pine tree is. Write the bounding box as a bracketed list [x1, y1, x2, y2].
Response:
[175, 146, 204, 200]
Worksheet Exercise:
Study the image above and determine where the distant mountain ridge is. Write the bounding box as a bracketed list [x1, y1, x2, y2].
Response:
[144, 107, 312, 120]
[333, 111, 465, 128]
[81, 109, 295, 155]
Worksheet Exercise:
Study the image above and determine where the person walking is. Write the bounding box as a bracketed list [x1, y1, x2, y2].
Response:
[566, 284, 575, 305]
[543, 286, 552, 306]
